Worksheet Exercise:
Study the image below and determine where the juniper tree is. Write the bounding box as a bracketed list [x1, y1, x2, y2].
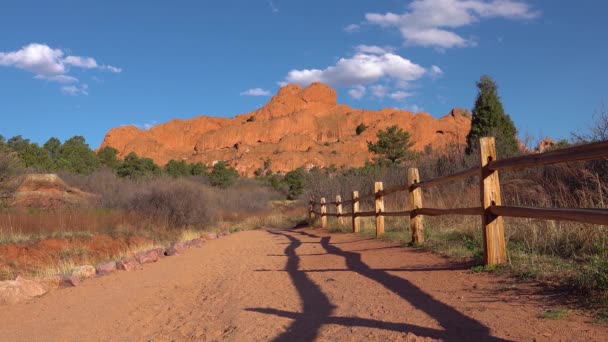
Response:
[465, 75, 519, 157]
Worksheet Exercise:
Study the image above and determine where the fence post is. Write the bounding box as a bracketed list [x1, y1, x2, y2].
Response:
[375, 182, 385, 237]
[308, 198, 314, 221]
[408, 168, 424, 244]
[480, 137, 506, 265]
[336, 195, 344, 225]
[352, 191, 360, 233]
[320, 197, 327, 229]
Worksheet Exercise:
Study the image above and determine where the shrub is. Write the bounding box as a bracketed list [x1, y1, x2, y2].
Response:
[284, 167, 305, 200]
[367, 125, 415, 166]
[125, 178, 218, 229]
[116, 152, 161, 178]
[356, 123, 367, 135]
[208, 161, 239, 188]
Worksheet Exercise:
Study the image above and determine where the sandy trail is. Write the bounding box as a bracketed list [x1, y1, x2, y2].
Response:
[0, 227, 606, 341]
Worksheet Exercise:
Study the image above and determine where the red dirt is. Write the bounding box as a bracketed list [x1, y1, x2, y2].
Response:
[0, 234, 151, 279]
[0, 227, 606, 341]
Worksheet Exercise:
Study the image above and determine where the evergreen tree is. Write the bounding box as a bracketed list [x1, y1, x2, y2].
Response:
[208, 161, 239, 188]
[465, 75, 519, 157]
[164, 159, 189, 177]
[19, 143, 53, 170]
[284, 167, 306, 200]
[367, 125, 415, 166]
[97, 146, 120, 169]
[116, 152, 160, 178]
[188, 162, 207, 176]
[43, 137, 61, 168]
[56, 136, 100, 174]
[7, 135, 30, 153]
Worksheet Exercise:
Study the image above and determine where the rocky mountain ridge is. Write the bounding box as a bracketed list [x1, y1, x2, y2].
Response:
[100, 82, 472, 175]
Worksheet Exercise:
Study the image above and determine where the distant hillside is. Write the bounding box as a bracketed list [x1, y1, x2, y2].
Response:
[99, 82, 471, 175]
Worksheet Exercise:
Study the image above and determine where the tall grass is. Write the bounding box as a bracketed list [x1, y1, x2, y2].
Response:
[307, 146, 608, 310]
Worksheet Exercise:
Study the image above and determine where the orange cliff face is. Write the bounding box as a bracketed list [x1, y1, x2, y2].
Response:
[99, 82, 472, 175]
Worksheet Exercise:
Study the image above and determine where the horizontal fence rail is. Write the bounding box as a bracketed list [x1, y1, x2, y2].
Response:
[309, 137, 608, 266]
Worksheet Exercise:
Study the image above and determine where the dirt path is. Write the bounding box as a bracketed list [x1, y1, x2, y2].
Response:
[0, 227, 606, 341]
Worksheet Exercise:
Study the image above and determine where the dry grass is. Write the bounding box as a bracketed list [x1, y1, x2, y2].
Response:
[310, 151, 608, 317]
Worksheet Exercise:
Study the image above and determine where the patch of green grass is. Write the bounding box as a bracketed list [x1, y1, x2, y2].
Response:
[594, 310, 608, 324]
[538, 308, 569, 320]
[55, 245, 90, 262]
[576, 257, 608, 295]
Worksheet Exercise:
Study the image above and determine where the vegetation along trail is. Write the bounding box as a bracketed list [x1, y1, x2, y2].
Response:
[0, 227, 607, 341]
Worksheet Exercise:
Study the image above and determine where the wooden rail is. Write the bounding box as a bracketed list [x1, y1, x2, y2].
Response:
[309, 137, 608, 266]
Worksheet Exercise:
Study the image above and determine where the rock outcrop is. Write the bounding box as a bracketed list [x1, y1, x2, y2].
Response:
[12, 174, 98, 209]
[100, 82, 472, 175]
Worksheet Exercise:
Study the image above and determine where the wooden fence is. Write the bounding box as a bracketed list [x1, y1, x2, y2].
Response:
[309, 137, 608, 266]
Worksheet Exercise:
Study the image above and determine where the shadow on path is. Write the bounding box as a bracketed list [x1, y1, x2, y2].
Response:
[262, 230, 335, 341]
[249, 229, 507, 341]
[295, 230, 507, 341]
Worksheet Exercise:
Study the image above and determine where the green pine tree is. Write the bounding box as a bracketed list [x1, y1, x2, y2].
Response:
[367, 125, 415, 166]
[97, 146, 120, 169]
[465, 75, 519, 157]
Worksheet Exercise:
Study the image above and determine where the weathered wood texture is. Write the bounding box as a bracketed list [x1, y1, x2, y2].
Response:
[320, 197, 327, 229]
[490, 206, 608, 226]
[480, 137, 506, 265]
[408, 168, 424, 244]
[375, 182, 385, 237]
[352, 191, 360, 233]
[336, 195, 344, 225]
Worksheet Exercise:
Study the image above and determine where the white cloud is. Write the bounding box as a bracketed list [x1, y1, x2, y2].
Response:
[64, 55, 98, 69]
[61, 84, 88, 96]
[365, 0, 539, 49]
[430, 65, 443, 76]
[405, 104, 423, 113]
[344, 24, 360, 33]
[240, 88, 272, 96]
[389, 91, 412, 100]
[105, 65, 122, 73]
[283, 52, 427, 88]
[0, 43, 122, 93]
[355, 45, 395, 55]
[35, 74, 78, 83]
[371, 85, 388, 99]
[348, 85, 366, 100]
[0, 43, 66, 76]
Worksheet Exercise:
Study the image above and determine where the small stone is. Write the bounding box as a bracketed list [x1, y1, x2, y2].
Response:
[37, 275, 62, 291]
[96, 262, 117, 275]
[59, 275, 81, 287]
[116, 258, 142, 271]
[165, 242, 187, 256]
[71, 265, 97, 280]
[152, 248, 166, 258]
[135, 250, 160, 264]
[0, 277, 47, 305]
[203, 232, 217, 240]
[186, 238, 205, 248]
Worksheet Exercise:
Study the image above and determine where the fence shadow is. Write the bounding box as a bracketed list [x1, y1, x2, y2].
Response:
[294, 229, 508, 341]
[248, 229, 507, 341]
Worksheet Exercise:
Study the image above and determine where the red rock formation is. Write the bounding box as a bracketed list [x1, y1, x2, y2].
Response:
[12, 174, 99, 209]
[99, 83, 472, 175]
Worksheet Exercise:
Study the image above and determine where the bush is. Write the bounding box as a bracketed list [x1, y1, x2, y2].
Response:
[208, 161, 239, 188]
[125, 178, 218, 229]
[576, 256, 608, 300]
[284, 167, 305, 200]
[356, 123, 367, 135]
[116, 152, 161, 178]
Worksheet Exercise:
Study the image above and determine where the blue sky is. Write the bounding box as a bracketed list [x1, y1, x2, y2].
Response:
[1, 0, 606, 148]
